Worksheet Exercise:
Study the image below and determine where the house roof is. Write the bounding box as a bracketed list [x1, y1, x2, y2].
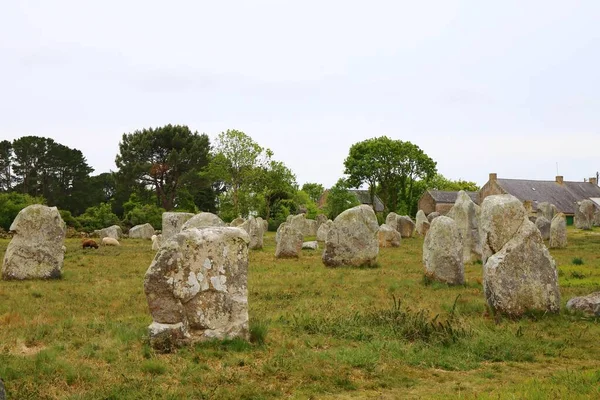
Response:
[348, 190, 385, 212]
[427, 190, 479, 205]
[495, 178, 600, 215]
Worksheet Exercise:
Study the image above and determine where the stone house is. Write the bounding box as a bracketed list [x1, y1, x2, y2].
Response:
[418, 190, 479, 215]
[479, 173, 600, 224]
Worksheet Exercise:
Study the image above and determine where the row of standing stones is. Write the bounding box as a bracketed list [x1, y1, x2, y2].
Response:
[2, 195, 600, 352]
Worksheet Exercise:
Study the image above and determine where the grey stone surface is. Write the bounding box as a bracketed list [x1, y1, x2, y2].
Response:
[162, 212, 194, 242]
[240, 216, 265, 250]
[2, 205, 66, 280]
[152, 234, 163, 251]
[447, 190, 482, 263]
[397, 216, 415, 238]
[535, 216, 551, 241]
[93, 225, 123, 240]
[316, 220, 333, 241]
[144, 227, 250, 350]
[302, 241, 319, 250]
[415, 210, 430, 236]
[537, 202, 558, 221]
[422, 216, 464, 285]
[182, 212, 226, 231]
[480, 194, 527, 263]
[385, 212, 399, 232]
[426, 211, 440, 222]
[230, 217, 245, 227]
[549, 213, 567, 249]
[566, 292, 600, 316]
[575, 200, 595, 230]
[322, 205, 379, 267]
[378, 224, 401, 248]
[275, 223, 303, 258]
[129, 223, 155, 239]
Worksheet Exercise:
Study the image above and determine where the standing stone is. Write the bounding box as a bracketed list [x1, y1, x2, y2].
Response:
[535, 216, 551, 241]
[2, 205, 66, 280]
[129, 223, 155, 239]
[397, 216, 415, 238]
[378, 224, 401, 248]
[152, 234, 163, 250]
[162, 212, 194, 242]
[422, 216, 464, 285]
[289, 214, 317, 237]
[575, 200, 595, 230]
[94, 225, 123, 240]
[415, 210, 430, 236]
[275, 223, 303, 258]
[537, 202, 558, 221]
[144, 227, 250, 351]
[230, 217, 245, 227]
[262, 219, 269, 233]
[305, 219, 318, 236]
[240, 216, 264, 250]
[480, 195, 560, 317]
[316, 214, 328, 229]
[549, 213, 567, 249]
[447, 190, 482, 264]
[302, 241, 319, 250]
[182, 212, 226, 231]
[593, 210, 600, 227]
[385, 212, 399, 232]
[566, 292, 600, 316]
[316, 220, 333, 241]
[322, 205, 379, 267]
[427, 212, 440, 222]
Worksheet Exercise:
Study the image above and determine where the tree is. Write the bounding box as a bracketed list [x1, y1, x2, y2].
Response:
[427, 174, 479, 192]
[254, 160, 297, 221]
[301, 182, 325, 204]
[344, 136, 437, 214]
[0, 192, 44, 231]
[0, 140, 12, 192]
[325, 178, 360, 219]
[76, 203, 121, 232]
[115, 124, 212, 211]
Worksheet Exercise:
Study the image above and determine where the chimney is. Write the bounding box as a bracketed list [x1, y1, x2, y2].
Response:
[590, 177, 598, 186]
[556, 176, 563, 184]
[489, 173, 497, 182]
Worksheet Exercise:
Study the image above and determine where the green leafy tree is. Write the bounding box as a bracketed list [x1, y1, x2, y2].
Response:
[115, 124, 212, 211]
[325, 178, 360, 219]
[0, 192, 45, 231]
[0, 140, 12, 192]
[344, 136, 437, 214]
[301, 183, 325, 204]
[427, 174, 479, 192]
[254, 160, 297, 221]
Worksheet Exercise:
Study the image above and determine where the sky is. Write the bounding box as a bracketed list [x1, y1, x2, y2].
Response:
[1, 0, 600, 188]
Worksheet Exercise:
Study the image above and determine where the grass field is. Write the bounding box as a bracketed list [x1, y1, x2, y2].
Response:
[1, 227, 600, 399]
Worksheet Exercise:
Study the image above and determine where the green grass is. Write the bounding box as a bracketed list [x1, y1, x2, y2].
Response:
[0, 227, 600, 398]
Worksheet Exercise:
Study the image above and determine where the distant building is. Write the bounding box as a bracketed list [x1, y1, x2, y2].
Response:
[479, 173, 600, 224]
[418, 190, 479, 215]
[318, 189, 385, 213]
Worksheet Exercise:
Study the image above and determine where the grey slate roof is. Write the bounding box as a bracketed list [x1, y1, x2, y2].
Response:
[348, 190, 385, 212]
[496, 179, 600, 215]
[428, 190, 479, 205]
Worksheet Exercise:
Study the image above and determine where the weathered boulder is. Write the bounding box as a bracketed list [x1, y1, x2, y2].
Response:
[152, 234, 163, 251]
[275, 223, 303, 258]
[316, 214, 328, 229]
[230, 217, 245, 227]
[535, 216, 551, 241]
[566, 292, 600, 316]
[575, 200, 595, 230]
[537, 202, 558, 221]
[316, 220, 333, 241]
[2, 205, 66, 280]
[549, 213, 567, 249]
[305, 219, 318, 236]
[447, 190, 481, 263]
[302, 241, 319, 250]
[129, 223, 155, 239]
[262, 219, 268, 232]
[594, 210, 600, 227]
[415, 210, 430, 236]
[240, 216, 264, 250]
[480, 194, 527, 262]
[397, 216, 415, 238]
[182, 212, 226, 231]
[378, 224, 401, 248]
[385, 212, 399, 232]
[322, 205, 379, 267]
[162, 212, 194, 242]
[289, 214, 317, 237]
[422, 216, 464, 285]
[144, 227, 249, 350]
[480, 195, 560, 316]
[93, 225, 123, 240]
[427, 212, 441, 222]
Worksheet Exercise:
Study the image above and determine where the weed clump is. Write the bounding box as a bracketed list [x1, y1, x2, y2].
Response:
[572, 257, 584, 265]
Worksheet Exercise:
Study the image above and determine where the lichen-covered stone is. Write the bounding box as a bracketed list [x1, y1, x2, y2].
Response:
[378, 224, 401, 248]
[575, 200, 595, 230]
[93, 225, 123, 240]
[129, 223, 155, 239]
[144, 227, 249, 350]
[594, 210, 600, 227]
[2, 205, 66, 280]
[397, 216, 415, 238]
[316, 220, 333, 241]
[385, 212, 399, 232]
[566, 292, 600, 316]
[182, 212, 226, 231]
[315, 214, 328, 229]
[537, 202, 558, 221]
[427, 212, 441, 222]
[447, 190, 481, 263]
[240, 216, 264, 250]
[289, 214, 317, 237]
[230, 217, 245, 227]
[152, 234, 163, 250]
[481, 195, 560, 317]
[422, 216, 464, 285]
[162, 212, 194, 242]
[549, 213, 567, 249]
[302, 241, 319, 250]
[535, 216, 551, 241]
[322, 205, 379, 267]
[275, 223, 303, 258]
[415, 210, 430, 236]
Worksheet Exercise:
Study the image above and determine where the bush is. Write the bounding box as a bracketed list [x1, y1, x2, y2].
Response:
[572, 257, 584, 265]
[0, 192, 45, 230]
[76, 203, 121, 232]
[59, 210, 81, 230]
[123, 204, 164, 230]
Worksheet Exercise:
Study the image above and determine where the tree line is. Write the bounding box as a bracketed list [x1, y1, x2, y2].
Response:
[0, 127, 477, 231]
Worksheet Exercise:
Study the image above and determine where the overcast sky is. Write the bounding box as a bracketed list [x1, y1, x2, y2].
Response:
[2, 1, 599, 187]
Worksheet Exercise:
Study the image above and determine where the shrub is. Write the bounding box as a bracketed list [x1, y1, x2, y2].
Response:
[59, 210, 81, 230]
[76, 203, 121, 232]
[0, 192, 45, 230]
[572, 257, 584, 265]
